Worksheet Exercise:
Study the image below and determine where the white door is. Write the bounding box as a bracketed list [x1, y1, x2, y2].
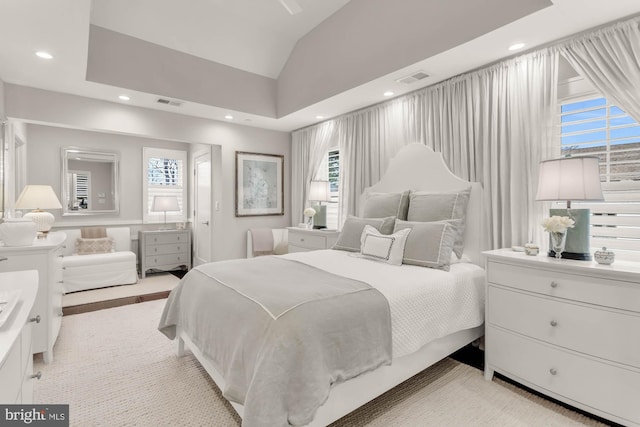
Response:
[193, 153, 212, 266]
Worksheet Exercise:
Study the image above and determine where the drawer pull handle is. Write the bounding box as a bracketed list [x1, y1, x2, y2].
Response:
[550, 320, 558, 327]
[29, 315, 41, 324]
[301, 238, 305, 242]
[30, 371, 42, 380]
[550, 281, 558, 288]
[0, 257, 7, 262]
[58, 280, 64, 284]
[549, 368, 557, 376]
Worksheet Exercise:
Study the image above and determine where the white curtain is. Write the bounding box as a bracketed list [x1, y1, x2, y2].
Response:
[291, 121, 337, 224]
[559, 17, 640, 123]
[334, 50, 558, 249]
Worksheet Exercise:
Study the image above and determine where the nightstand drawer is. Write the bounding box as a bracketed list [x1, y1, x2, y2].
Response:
[487, 261, 640, 312]
[288, 232, 326, 250]
[146, 233, 188, 245]
[145, 243, 188, 255]
[145, 253, 189, 267]
[488, 328, 640, 426]
[488, 286, 640, 368]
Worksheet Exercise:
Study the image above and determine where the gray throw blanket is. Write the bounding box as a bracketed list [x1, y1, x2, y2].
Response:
[158, 256, 392, 427]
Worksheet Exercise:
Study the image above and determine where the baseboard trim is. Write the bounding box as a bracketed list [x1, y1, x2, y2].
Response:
[62, 291, 170, 316]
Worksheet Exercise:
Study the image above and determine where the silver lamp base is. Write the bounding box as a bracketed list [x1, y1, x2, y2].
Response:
[549, 208, 592, 260]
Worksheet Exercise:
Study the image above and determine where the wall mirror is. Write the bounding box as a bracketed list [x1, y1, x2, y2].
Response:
[61, 147, 120, 215]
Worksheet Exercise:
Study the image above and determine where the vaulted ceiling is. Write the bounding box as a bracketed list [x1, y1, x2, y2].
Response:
[1, 0, 639, 132]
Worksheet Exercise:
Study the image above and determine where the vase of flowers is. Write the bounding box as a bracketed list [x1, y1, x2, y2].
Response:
[542, 215, 575, 259]
[303, 207, 316, 229]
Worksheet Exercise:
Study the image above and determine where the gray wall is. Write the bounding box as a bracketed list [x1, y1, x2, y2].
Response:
[6, 84, 291, 260]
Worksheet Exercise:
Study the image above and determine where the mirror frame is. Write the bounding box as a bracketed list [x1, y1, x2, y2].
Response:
[61, 147, 120, 216]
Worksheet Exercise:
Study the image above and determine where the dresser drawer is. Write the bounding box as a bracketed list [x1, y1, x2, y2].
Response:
[487, 260, 640, 312]
[145, 243, 188, 255]
[146, 232, 188, 245]
[488, 327, 640, 426]
[488, 286, 640, 368]
[145, 253, 189, 267]
[288, 232, 326, 250]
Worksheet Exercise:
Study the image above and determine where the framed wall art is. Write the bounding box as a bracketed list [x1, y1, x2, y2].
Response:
[235, 151, 284, 217]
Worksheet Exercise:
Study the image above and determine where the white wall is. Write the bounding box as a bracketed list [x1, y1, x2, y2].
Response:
[6, 85, 291, 260]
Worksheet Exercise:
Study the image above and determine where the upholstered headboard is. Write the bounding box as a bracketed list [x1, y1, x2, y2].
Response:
[361, 143, 485, 266]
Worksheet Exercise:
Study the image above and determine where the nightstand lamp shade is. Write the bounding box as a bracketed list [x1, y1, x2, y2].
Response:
[152, 196, 180, 228]
[536, 156, 604, 260]
[309, 180, 330, 229]
[15, 185, 62, 235]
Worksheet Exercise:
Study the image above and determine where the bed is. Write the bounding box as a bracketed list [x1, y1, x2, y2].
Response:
[159, 143, 486, 426]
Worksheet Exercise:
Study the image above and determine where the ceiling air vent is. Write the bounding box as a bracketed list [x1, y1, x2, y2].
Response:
[156, 98, 183, 107]
[396, 71, 430, 85]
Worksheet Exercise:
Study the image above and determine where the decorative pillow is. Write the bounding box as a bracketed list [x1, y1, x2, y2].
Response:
[333, 215, 396, 252]
[361, 190, 410, 220]
[406, 187, 471, 258]
[358, 225, 411, 265]
[75, 237, 115, 255]
[394, 219, 457, 271]
[80, 226, 107, 239]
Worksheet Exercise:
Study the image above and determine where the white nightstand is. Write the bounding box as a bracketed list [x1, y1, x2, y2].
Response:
[484, 249, 640, 427]
[287, 227, 340, 253]
[139, 230, 191, 278]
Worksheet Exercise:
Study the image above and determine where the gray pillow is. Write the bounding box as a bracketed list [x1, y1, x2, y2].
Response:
[394, 219, 457, 271]
[333, 215, 396, 252]
[362, 190, 410, 220]
[406, 187, 471, 258]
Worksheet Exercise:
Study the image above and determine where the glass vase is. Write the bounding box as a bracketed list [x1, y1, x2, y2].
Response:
[550, 231, 567, 259]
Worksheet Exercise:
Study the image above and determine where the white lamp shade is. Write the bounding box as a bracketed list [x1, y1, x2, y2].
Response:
[152, 196, 180, 212]
[309, 180, 330, 202]
[15, 185, 62, 210]
[535, 156, 604, 202]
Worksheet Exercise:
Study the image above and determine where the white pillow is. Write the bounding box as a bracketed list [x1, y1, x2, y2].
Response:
[359, 225, 411, 266]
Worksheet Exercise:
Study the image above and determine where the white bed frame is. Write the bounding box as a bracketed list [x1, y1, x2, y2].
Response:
[177, 143, 485, 426]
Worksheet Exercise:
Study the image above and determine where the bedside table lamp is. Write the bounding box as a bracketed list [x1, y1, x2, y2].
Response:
[309, 180, 330, 229]
[15, 185, 63, 237]
[152, 195, 180, 229]
[535, 156, 604, 260]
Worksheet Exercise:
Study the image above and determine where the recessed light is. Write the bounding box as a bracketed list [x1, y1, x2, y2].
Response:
[224, 115, 234, 120]
[118, 95, 130, 101]
[508, 43, 525, 51]
[316, 115, 324, 119]
[383, 91, 394, 97]
[35, 51, 53, 59]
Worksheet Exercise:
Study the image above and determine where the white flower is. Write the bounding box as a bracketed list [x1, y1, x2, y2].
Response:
[542, 216, 575, 233]
[303, 207, 316, 217]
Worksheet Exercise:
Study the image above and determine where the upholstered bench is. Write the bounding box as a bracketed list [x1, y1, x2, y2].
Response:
[61, 227, 138, 293]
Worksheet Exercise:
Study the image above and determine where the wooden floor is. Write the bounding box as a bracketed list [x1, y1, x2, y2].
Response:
[62, 271, 183, 316]
[63, 290, 171, 316]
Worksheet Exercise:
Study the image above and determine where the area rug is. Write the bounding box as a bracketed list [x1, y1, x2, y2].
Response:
[34, 300, 605, 426]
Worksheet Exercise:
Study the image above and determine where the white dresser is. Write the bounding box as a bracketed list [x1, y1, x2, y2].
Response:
[0, 232, 65, 364]
[139, 230, 191, 278]
[287, 227, 340, 253]
[484, 249, 640, 427]
[0, 270, 40, 403]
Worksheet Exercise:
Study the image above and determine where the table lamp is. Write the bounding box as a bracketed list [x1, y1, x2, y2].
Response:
[152, 196, 180, 229]
[309, 180, 330, 229]
[535, 156, 604, 260]
[15, 185, 63, 237]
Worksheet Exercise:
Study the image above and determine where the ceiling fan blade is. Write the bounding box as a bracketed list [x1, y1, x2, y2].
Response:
[278, 0, 302, 15]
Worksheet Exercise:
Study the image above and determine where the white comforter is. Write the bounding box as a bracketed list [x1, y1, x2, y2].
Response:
[283, 250, 485, 358]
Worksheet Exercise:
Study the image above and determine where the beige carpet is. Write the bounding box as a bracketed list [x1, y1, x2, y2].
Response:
[34, 300, 606, 427]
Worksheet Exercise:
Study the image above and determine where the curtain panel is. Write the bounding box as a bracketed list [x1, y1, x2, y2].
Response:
[558, 17, 640, 124]
[291, 121, 337, 224]
[293, 51, 559, 251]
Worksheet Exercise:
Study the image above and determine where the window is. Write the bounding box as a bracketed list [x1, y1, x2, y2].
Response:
[142, 147, 187, 224]
[315, 148, 340, 230]
[558, 96, 640, 259]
